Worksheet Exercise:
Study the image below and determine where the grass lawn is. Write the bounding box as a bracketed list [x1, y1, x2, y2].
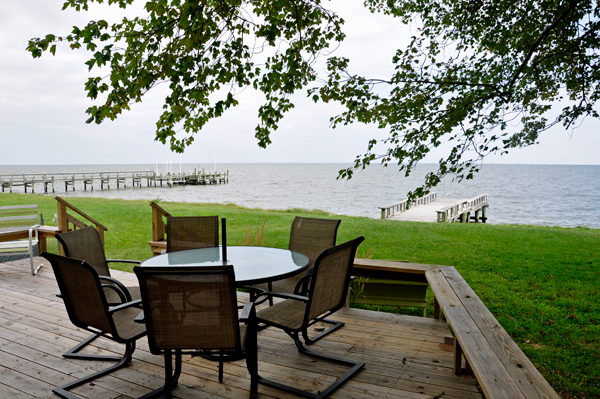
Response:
[1, 193, 598, 398]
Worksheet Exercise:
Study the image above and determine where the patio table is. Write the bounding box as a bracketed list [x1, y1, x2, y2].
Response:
[138, 245, 309, 362]
[139, 245, 310, 286]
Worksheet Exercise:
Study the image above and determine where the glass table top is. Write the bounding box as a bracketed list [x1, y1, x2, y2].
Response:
[140, 246, 310, 285]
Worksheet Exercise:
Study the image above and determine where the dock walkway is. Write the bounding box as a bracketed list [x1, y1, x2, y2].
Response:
[380, 193, 489, 223]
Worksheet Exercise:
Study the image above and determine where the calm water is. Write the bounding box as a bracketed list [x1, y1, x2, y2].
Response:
[1, 163, 598, 229]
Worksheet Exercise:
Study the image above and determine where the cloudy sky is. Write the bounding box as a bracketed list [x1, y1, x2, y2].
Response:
[1, 1, 598, 166]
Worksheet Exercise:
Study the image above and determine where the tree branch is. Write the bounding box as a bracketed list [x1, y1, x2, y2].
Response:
[505, 0, 583, 95]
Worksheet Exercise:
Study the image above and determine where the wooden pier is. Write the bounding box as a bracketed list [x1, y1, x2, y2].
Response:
[0, 169, 229, 194]
[380, 193, 489, 223]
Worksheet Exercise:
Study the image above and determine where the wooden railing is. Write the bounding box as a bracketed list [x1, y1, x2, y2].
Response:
[379, 192, 437, 219]
[55, 196, 108, 252]
[436, 194, 489, 223]
[149, 201, 172, 256]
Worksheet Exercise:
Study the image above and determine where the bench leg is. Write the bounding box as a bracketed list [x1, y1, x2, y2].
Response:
[465, 358, 473, 376]
[433, 297, 446, 321]
[454, 339, 463, 376]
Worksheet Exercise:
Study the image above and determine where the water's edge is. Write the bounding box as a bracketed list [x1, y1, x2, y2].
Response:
[1, 163, 598, 229]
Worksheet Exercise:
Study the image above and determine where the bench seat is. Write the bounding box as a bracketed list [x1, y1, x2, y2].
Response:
[426, 267, 560, 399]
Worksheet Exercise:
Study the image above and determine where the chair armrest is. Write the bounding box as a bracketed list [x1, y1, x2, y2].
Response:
[293, 275, 312, 295]
[240, 285, 266, 294]
[254, 291, 309, 304]
[239, 285, 271, 305]
[239, 301, 256, 322]
[99, 276, 133, 302]
[106, 259, 141, 265]
[108, 299, 142, 313]
[28, 224, 40, 240]
[101, 284, 127, 304]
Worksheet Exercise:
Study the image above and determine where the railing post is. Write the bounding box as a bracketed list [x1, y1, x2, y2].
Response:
[96, 226, 105, 247]
[56, 200, 68, 255]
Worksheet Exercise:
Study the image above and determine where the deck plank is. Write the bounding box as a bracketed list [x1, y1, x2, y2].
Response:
[0, 258, 481, 399]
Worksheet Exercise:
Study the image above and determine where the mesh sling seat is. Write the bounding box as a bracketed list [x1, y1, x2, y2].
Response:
[134, 265, 257, 399]
[41, 252, 146, 399]
[55, 225, 142, 362]
[166, 215, 219, 253]
[248, 236, 365, 399]
[252, 216, 341, 343]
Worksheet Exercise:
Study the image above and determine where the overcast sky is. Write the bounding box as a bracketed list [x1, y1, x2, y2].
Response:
[1, 1, 598, 166]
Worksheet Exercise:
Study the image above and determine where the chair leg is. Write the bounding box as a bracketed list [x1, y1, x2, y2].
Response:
[245, 316, 259, 399]
[29, 244, 42, 275]
[302, 317, 345, 345]
[138, 349, 182, 399]
[53, 342, 135, 399]
[218, 350, 224, 383]
[63, 332, 122, 361]
[254, 332, 364, 399]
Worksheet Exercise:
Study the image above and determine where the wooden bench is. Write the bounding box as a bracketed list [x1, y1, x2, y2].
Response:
[0, 205, 44, 274]
[425, 267, 560, 399]
[352, 259, 560, 399]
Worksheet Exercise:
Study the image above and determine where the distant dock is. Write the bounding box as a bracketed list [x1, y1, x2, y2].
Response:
[0, 169, 229, 194]
[379, 193, 489, 223]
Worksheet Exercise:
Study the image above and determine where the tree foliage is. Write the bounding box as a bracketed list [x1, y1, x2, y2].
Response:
[316, 0, 600, 196]
[28, 0, 600, 196]
[28, 0, 344, 151]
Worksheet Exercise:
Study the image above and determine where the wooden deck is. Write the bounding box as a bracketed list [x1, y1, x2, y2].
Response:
[0, 257, 481, 399]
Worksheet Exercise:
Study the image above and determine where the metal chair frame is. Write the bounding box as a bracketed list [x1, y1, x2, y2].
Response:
[249, 237, 365, 399]
[41, 252, 146, 399]
[55, 226, 141, 362]
[134, 265, 257, 398]
[257, 217, 342, 343]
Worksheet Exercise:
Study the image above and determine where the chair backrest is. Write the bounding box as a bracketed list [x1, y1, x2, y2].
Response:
[289, 217, 341, 266]
[166, 216, 219, 253]
[56, 226, 110, 276]
[306, 236, 365, 322]
[134, 265, 241, 355]
[42, 252, 115, 335]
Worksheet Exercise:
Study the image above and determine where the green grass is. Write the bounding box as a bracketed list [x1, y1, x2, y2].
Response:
[1, 193, 598, 398]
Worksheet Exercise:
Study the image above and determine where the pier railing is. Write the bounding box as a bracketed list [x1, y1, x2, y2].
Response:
[379, 192, 438, 219]
[436, 194, 489, 223]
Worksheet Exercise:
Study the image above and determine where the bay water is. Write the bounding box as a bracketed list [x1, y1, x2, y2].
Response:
[1, 163, 598, 229]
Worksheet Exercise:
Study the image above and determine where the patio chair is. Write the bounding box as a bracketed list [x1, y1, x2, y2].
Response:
[41, 252, 146, 399]
[249, 236, 365, 399]
[134, 265, 257, 398]
[55, 225, 141, 361]
[253, 216, 341, 343]
[166, 215, 219, 253]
